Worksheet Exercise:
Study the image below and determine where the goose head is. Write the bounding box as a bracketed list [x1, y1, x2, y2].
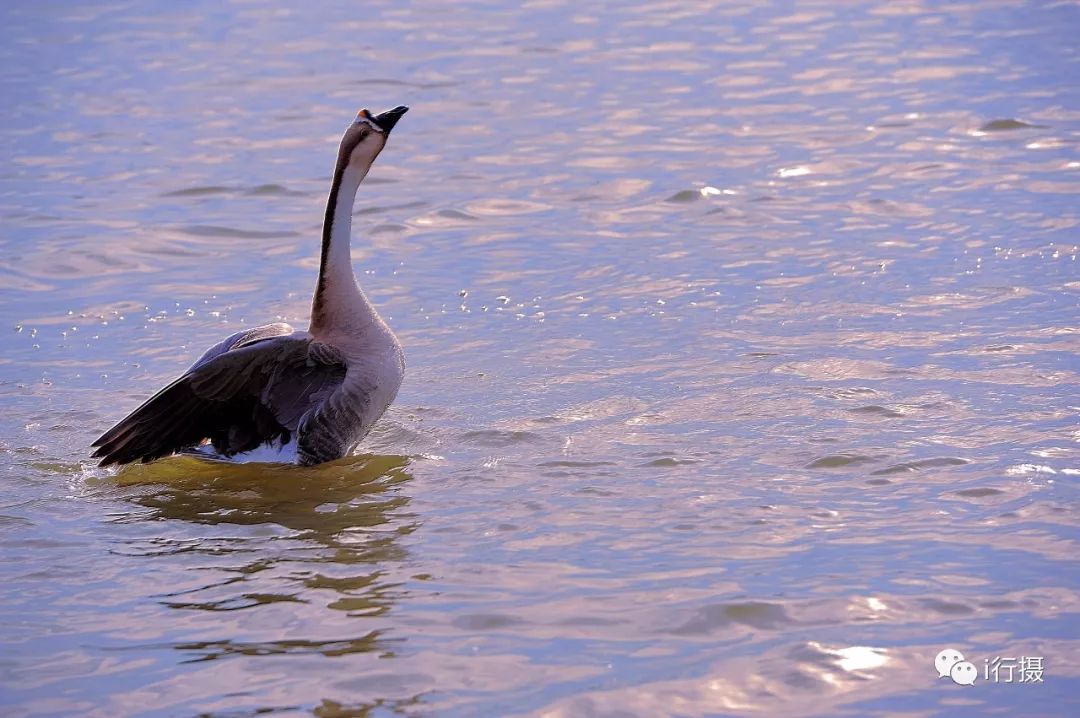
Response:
[338, 105, 409, 172]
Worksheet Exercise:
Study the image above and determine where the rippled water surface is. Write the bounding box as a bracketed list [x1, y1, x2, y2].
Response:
[2, 1, 1078, 716]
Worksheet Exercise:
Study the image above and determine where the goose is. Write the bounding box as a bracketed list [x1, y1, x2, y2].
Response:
[92, 105, 409, 467]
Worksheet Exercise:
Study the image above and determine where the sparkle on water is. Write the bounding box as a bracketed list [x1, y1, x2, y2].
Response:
[1, 1, 1078, 716]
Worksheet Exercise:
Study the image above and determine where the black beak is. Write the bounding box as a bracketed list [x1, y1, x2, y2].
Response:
[373, 105, 409, 135]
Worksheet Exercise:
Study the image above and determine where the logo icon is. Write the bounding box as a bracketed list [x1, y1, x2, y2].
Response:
[935, 648, 965, 679]
[951, 660, 978, 685]
[936, 648, 1046, 686]
[936, 648, 977, 686]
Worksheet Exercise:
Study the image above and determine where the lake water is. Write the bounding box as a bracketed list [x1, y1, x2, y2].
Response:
[1, 1, 1078, 716]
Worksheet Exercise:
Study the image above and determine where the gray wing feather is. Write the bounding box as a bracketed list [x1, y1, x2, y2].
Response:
[187, 322, 295, 371]
[296, 379, 375, 465]
[92, 330, 347, 466]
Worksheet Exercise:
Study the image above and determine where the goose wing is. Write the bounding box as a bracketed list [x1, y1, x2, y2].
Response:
[91, 327, 347, 466]
[187, 322, 299, 371]
[295, 372, 379, 465]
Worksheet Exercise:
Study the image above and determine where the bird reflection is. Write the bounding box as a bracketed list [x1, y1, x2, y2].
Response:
[116, 453, 412, 537]
[108, 453, 416, 663]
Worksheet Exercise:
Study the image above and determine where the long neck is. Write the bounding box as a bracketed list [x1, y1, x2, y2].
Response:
[310, 162, 377, 334]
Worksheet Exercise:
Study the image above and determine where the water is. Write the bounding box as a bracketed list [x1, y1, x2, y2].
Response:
[1, 1, 1078, 715]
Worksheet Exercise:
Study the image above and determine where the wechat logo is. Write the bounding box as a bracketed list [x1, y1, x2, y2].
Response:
[936, 648, 977, 686]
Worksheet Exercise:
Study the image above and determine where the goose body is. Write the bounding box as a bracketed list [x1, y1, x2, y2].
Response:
[92, 106, 409, 467]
